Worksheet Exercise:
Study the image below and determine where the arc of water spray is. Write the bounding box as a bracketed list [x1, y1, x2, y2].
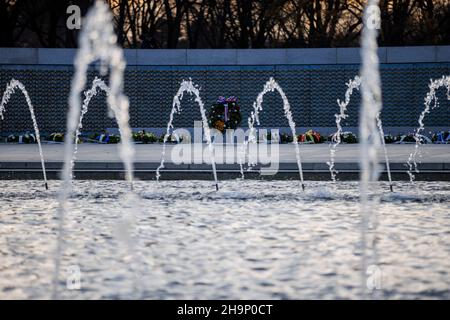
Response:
[359, 0, 383, 299]
[52, 0, 135, 299]
[0, 79, 48, 190]
[156, 79, 219, 191]
[328, 75, 393, 192]
[240, 77, 305, 190]
[407, 75, 450, 182]
[72, 77, 111, 169]
[328, 76, 362, 182]
[376, 114, 393, 192]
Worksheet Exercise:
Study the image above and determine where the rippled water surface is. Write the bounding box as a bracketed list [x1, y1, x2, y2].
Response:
[0, 180, 449, 299]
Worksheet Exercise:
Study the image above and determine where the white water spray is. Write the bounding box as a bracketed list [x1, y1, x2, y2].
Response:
[406, 75, 450, 182]
[241, 77, 305, 190]
[52, 0, 135, 298]
[328, 75, 393, 191]
[0, 79, 48, 190]
[359, 0, 383, 298]
[328, 76, 362, 182]
[156, 79, 219, 191]
[72, 77, 111, 168]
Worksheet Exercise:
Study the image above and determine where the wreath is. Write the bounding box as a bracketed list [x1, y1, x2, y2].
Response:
[48, 133, 64, 142]
[432, 131, 450, 144]
[89, 131, 121, 144]
[341, 131, 358, 144]
[7, 132, 36, 144]
[208, 96, 242, 133]
[132, 130, 157, 144]
[298, 130, 324, 144]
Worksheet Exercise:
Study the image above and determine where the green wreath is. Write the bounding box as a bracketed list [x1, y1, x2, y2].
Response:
[208, 96, 242, 133]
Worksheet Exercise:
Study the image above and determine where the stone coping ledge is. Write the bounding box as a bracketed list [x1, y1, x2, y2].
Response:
[0, 46, 449, 66]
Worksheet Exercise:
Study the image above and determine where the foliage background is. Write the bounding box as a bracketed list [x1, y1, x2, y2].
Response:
[0, 0, 449, 49]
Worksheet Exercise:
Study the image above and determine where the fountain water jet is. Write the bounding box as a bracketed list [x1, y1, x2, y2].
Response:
[359, 0, 383, 298]
[241, 77, 305, 190]
[328, 75, 393, 192]
[328, 76, 362, 182]
[52, 0, 136, 299]
[156, 79, 219, 191]
[72, 77, 111, 168]
[0, 79, 48, 190]
[407, 75, 450, 182]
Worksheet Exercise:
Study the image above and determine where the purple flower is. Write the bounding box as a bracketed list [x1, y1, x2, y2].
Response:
[217, 96, 226, 103]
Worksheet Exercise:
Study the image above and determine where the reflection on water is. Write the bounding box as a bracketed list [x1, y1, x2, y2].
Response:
[0, 180, 449, 299]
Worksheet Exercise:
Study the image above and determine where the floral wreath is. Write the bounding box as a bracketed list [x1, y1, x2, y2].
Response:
[298, 130, 323, 143]
[208, 96, 242, 133]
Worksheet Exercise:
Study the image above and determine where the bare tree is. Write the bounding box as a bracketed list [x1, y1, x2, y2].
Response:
[1, 0, 449, 48]
[0, 0, 26, 47]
